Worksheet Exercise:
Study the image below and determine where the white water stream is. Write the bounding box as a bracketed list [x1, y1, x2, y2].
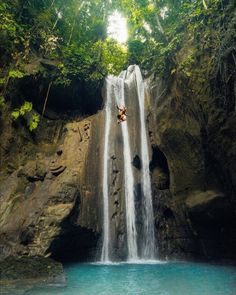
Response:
[135, 66, 156, 259]
[101, 77, 112, 262]
[101, 66, 155, 262]
[114, 75, 138, 261]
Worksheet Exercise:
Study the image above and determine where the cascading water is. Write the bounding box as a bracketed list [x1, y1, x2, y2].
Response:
[101, 65, 155, 262]
[101, 77, 112, 262]
[135, 66, 156, 259]
[114, 75, 138, 261]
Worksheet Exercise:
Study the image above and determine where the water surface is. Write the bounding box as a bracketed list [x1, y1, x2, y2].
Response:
[25, 261, 236, 295]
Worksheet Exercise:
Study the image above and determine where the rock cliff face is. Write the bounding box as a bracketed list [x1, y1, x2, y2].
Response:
[146, 58, 236, 260]
[0, 109, 104, 262]
[0, 57, 235, 264]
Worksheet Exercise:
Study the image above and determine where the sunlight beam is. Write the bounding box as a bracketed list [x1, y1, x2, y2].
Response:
[107, 11, 128, 44]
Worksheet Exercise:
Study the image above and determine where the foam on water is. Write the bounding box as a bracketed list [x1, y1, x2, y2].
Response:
[91, 259, 166, 266]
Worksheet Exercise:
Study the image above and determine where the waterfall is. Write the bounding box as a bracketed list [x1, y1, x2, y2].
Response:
[101, 77, 112, 262]
[135, 66, 156, 259]
[101, 66, 155, 262]
[114, 76, 138, 261]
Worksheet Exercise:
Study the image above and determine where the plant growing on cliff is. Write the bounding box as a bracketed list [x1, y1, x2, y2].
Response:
[11, 101, 40, 131]
[0, 95, 5, 108]
[8, 70, 26, 79]
[11, 101, 33, 120]
[28, 113, 40, 131]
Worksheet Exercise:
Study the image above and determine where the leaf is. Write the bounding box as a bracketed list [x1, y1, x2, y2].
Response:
[11, 110, 20, 120]
[28, 113, 40, 131]
[11, 101, 32, 120]
[8, 70, 25, 79]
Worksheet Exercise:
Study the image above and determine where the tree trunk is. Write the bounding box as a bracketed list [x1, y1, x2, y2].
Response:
[42, 81, 53, 117]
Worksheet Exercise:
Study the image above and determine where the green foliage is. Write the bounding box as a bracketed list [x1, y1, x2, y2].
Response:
[0, 95, 5, 108]
[28, 113, 40, 131]
[8, 70, 26, 79]
[0, 2, 23, 58]
[55, 38, 128, 86]
[92, 39, 128, 76]
[1, 0, 227, 81]
[179, 51, 196, 78]
[114, 0, 226, 76]
[11, 101, 40, 131]
[11, 101, 32, 120]
[0, 0, 234, 124]
[0, 77, 6, 85]
[128, 39, 146, 65]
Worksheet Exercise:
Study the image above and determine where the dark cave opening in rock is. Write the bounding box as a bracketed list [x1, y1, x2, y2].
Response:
[47, 194, 100, 263]
[48, 225, 99, 263]
[150, 145, 170, 190]
[17, 76, 103, 119]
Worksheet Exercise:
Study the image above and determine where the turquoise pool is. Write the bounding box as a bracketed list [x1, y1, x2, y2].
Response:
[12, 261, 236, 295]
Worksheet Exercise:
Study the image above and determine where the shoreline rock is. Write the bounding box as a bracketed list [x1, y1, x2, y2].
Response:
[0, 257, 65, 294]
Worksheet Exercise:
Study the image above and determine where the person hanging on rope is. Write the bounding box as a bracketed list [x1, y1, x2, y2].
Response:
[117, 105, 127, 124]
